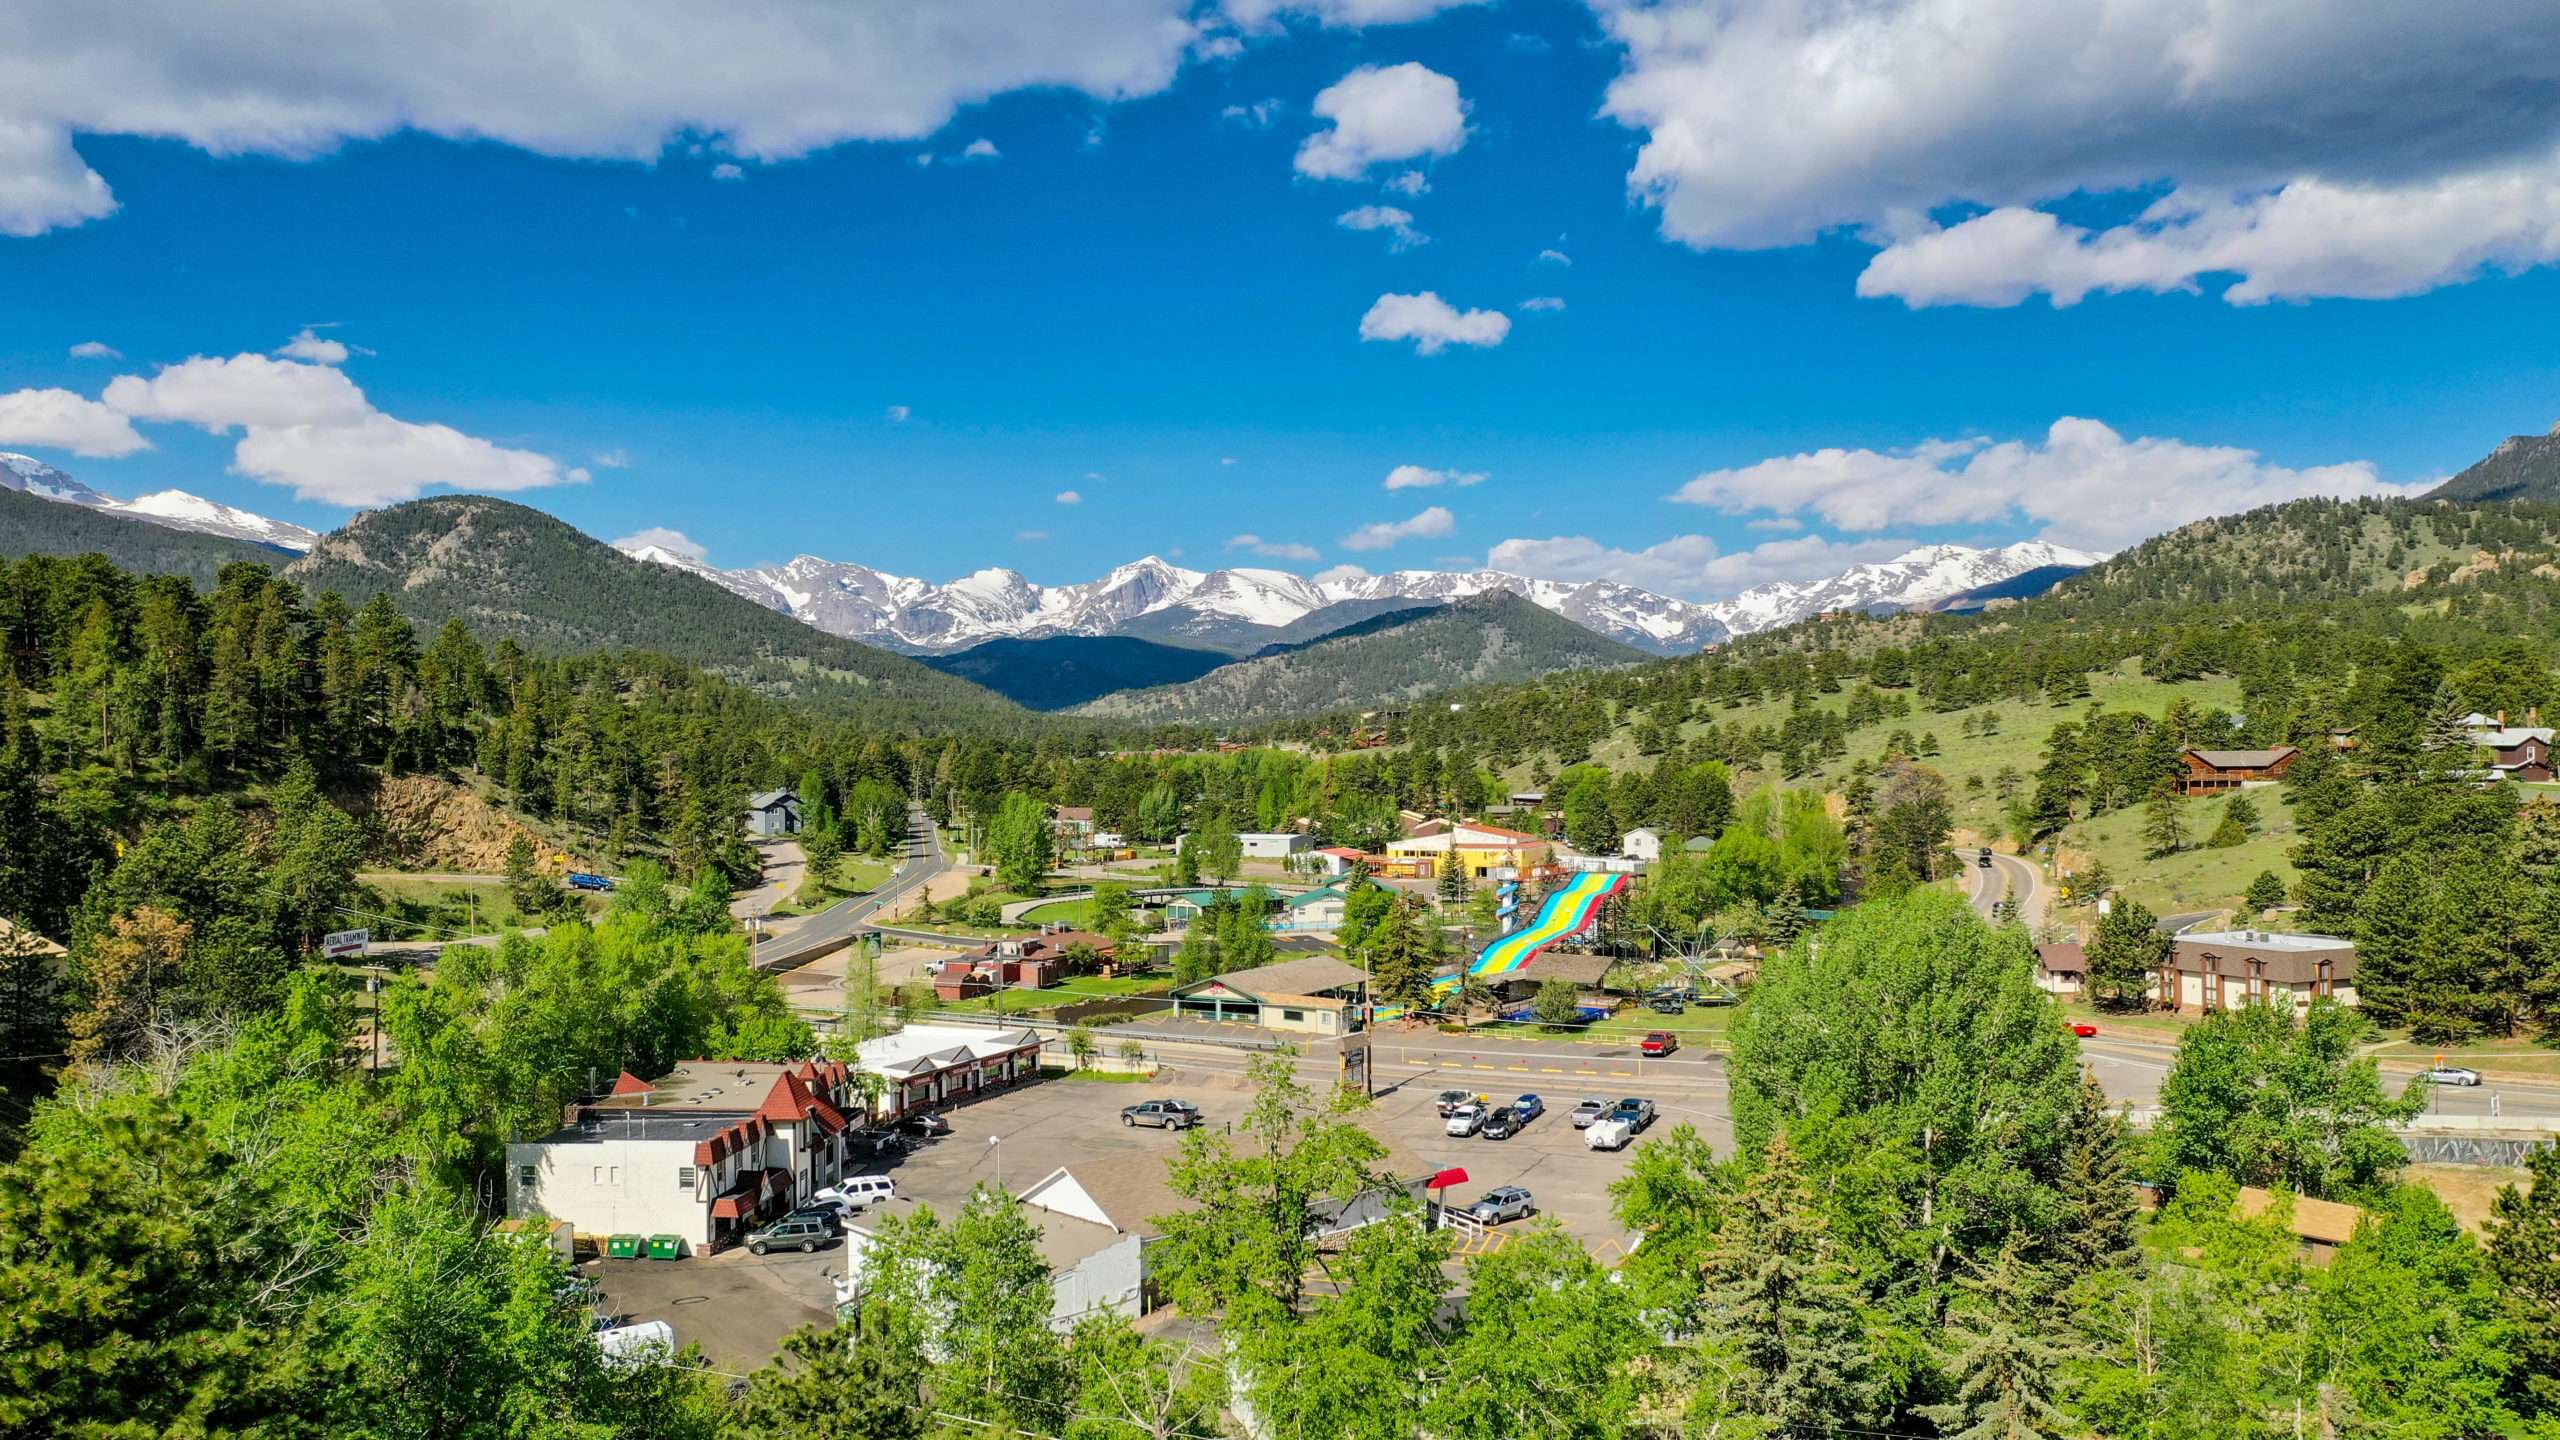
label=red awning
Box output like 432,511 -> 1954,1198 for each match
1427,1167 -> 1468,1190
710,1194 -> 753,1220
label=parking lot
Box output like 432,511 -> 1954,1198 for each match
589,1059 -> 1680,1368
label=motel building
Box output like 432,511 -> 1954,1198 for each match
849,1023 -> 1045,1120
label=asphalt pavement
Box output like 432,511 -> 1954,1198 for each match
753,806 -> 950,971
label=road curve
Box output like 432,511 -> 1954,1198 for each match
753,806 -> 950,971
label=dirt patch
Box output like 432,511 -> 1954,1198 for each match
349,774 -> 578,874
2404,1162 -> 2531,1234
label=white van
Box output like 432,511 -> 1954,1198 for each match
816,1175 -> 897,1210
1584,1118 -> 1632,1152
596,1320 -> 675,1368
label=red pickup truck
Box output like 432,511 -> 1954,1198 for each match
1640,1031 -> 1679,1057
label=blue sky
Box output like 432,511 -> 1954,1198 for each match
4,0 -> 2558,599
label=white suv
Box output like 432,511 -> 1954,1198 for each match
815,1176 -> 898,1210
1444,1104 -> 1486,1137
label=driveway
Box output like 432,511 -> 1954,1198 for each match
729,839 -> 806,920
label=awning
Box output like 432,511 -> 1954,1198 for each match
1427,1167 -> 1468,1190
710,1194 -> 754,1220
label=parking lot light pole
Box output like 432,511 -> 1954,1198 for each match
989,1133 -> 1003,1192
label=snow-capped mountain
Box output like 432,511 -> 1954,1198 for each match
1696,542 -> 2104,635
2,452 -> 318,552
614,536 -> 2099,656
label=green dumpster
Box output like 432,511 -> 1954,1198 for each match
647,1234 -> 683,1261
606,1234 -> 642,1260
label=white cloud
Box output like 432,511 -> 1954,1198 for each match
1670,416 -> 2420,552
1312,562 -> 1372,586
1055,489 -> 1083,505
1382,169 -> 1430,196
0,387 -> 151,457
1341,503 -> 1454,550
99,350 -> 577,505
1219,456 -> 1239,466
961,137 -> 1001,161
592,448 -> 632,469
105,354 -> 372,429
1224,0 -> 1485,26
0,0 -> 1215,236
1015,528 -> 1052,542
1535,248 -> 1571,266
67,340 -> 119,359
1229,533 -> 1322,562
1336,203 -> 1427,250
710,162 -> 745,182
1745,515 -> 1802,532
1294,63 -> 1467,181
1358,291 -> 1509,354
1519,295 -> 1565,312
1595,0 -> 2560,301
277,327 -> 350,364
1382,463 -> 1485,490
612,526 -> 707,561
1221,99 -> 1284,129
885,404 -> 912,423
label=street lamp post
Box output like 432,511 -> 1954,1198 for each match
988,1133 -> 1003,1192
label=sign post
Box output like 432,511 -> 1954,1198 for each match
322,928 -> 370,959
1338,1030 -> 1374,1099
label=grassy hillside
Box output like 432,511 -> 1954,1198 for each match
1073,590 -> 1649,725
284,496 -> 1032,730
0,487 -> 288,585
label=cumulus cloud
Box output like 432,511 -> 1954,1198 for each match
885,404 -> 912,423
612,526 -> 707,561
710,162 -> 746,182
1382,169 -> 1430,196
1336,203 -> 1427,250
0,387 -> 151,457
1225,0 -> 1485,26
1535,248 -> 1571,266
1229,533 -> 1322,562
1341,503 -> 1454,550
67,340 -> 119,359
1358,291 -> 1509,354
97,350 -> 578,505
961,137 -> 1001,161
1382,463 -> 1485,490
1055,489 -> 1083,505
277,327 -> 350,364
1221,98 -> 1284,129
1670,416 -> 2420,552
0,0 -> 1213,236
1294,63 -> 1467,181
1595,0 -> 2560,301
1519,296 -> 1565,312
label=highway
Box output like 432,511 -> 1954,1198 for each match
1965,848 -> 2050,929
752,805 -> 951,971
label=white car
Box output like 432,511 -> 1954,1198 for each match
815,1176 -> 898,1210
1584,1117 -> 1632,1151
2418,1065 -> 2484,1088
1445,1104 -> 1486,1137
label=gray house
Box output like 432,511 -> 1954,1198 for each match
744,788 -> 801,837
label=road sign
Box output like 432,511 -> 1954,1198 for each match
322,928 -> 370,958
1339,1031 -> 1374,1098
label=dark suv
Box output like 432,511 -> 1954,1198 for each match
745,1214 -> 836,1256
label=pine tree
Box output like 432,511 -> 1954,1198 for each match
2085,893 -> 2166,1010
2139,778 -> 2186,858
1698,1137 -> 1882,1436
2486,1141 -> 2560,1419
2049,1074 -> 2140,1272
2244,869 -> 2289,914
1915,1243 -> 2079,1440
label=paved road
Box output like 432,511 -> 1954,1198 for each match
1965,850 -> 2050,929
752,806 -> 949,971
729,838 -> 806,920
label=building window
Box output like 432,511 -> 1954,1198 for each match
1282,1009 -> 1304,1023
517,1165 -> 537,1189
592,1166 -> 604,1185
677,1166 -> 698,1189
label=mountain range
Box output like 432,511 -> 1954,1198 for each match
1,452 -> 320,552
618,537 -> 2101,657
2425,421 -> 2560,504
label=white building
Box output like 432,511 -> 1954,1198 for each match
1620,828 -> 1663,863
504,1059 -> 861,1255
1240,831 -> 1311,859
849,1023 -> 1043,1121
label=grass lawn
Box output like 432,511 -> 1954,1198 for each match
2364,1033 -> 2560,1082
939,973 -> 1174,1016
840,857 -> 894,892
1581,1003 -> 1738,1046
1045,1066 -> 1152,1084
1017,898 -> 1097,927
362,873 -> 559,937
2057,788 -> 2298,918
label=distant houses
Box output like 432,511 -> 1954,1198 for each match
2463,711 -> 2557,781
2174,746 -> 2298,796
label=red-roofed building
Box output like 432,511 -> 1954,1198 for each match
503,1056 -> 871,1255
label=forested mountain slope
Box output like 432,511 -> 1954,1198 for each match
0,486 -> 285,585
2427,423 -> 2560,504
284,497 -> 1032,730
1073,590 -> 1649,725
920,632 -> 1234,709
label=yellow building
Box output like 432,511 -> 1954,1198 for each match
1383,822 -> 1551,880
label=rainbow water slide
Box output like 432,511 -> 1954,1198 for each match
1427,868 -> 1627,999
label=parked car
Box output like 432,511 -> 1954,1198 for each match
898,1112 -> 950,1140
1466,1186 -> 1536,1224
2069,1021 -> 2099,1038
1445,1103 -> 1487,1137
596,1320 -> 675,1368
1569,1097 -> 1612,1129
1585,1117 -> 1633,1151
814,1176 -> 898,1211
1122,1099 -> 1202,1129
745,1214 -> 837,1256
1640,1031 -> 1679,1057
783,1204 -> 845,1233
1646,995 -> 1687,1015
2418,1065 -> 2484,1087
1435,1088 -> 1478,1117
1479,1107 -> 1522,1140
1511,1094 -> 1544,1122
1611,1097 -> 1657,1132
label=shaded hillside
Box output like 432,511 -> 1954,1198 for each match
921,633 -> 1234,709
1072,589 -> 1648,725
1915,563 -> 2090,614
1252,596 -> 1443,650
0,487 -> 287,585
284,497 -> 1029,728
2427,423 -> 2560,503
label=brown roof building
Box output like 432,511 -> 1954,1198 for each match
2157,928 -> 2355,1015
2033,942 -> 2086,996
2176,745 -> 2299,795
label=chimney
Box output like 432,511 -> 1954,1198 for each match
2498,710 -> 2507,727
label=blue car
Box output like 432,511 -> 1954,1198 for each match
1511,1094 -> 1544,1121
